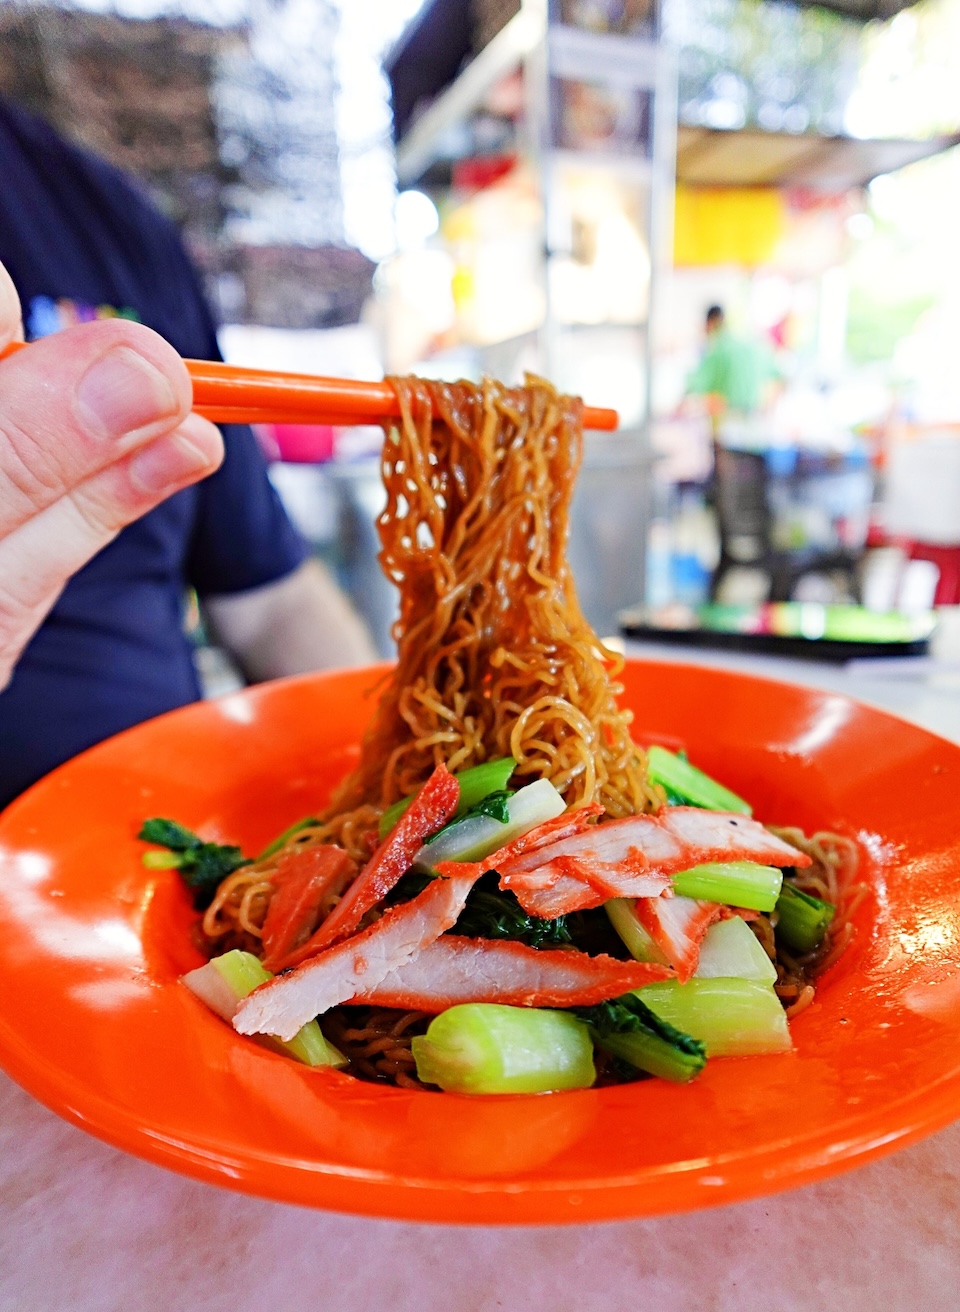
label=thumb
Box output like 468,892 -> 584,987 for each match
0,263 -> 24,348
0,317 -> 196,542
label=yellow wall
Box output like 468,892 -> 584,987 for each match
674,186 -> 787,267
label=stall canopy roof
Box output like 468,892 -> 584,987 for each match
389,1 -> 926,141
677,126 -> 960,191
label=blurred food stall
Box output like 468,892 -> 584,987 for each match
645,0 -> 960,617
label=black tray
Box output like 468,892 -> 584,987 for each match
618,603 -> 936,665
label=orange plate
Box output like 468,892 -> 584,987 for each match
1,659 -> 960,1224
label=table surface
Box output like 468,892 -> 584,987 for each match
4,637 -> 960,1312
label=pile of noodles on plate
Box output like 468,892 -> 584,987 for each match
195,374 -> 863,1089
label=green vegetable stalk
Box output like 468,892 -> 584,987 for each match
378,757 -> 517,838
605,898 -> 669,964
639,978 -> 791,1057
182,949 -> 346,1068
647,745 -> 752,814
775,882 -> 836,954
139,817 -> 249,906
414,778 -> 566,868
671,861 -> 783,912
694,917 -> 777,984
256,816 -> 319,861
412,1003 -> 596,1094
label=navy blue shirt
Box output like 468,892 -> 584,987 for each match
0,100 -> 307,807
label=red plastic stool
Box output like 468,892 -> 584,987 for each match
907,542 -> 960,605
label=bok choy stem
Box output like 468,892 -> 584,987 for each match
378,757 -> 517,838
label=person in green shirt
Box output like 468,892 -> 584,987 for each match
685,305 -> 780,441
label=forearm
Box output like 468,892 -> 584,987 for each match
202,558 -> 378,681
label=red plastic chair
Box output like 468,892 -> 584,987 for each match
906,542 -> 960,605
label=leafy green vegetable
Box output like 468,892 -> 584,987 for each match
139,817 -> 202,852
181,843 -> 250,892
386,871 -> 572,949
384,870 -> 436,906
454,879 -> 573,948
460,789 -> 514,825
423,789 -> 514,844
574,993 -> 706,1083
138,817 -> 250,907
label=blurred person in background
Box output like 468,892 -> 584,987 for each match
0,96 -> 376,810
683,304 -> 782,443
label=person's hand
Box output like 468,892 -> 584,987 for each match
0,261 -> 224,690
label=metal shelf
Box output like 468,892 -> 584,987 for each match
389,0 -> 677,447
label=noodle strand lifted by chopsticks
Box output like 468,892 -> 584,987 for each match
322,374 -> 659,832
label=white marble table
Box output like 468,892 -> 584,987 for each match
4,640 -> 960,1312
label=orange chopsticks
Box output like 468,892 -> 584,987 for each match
0,341 -> 619,431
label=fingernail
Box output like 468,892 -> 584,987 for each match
75,346 -> 179,439
128,426 -> 218,494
